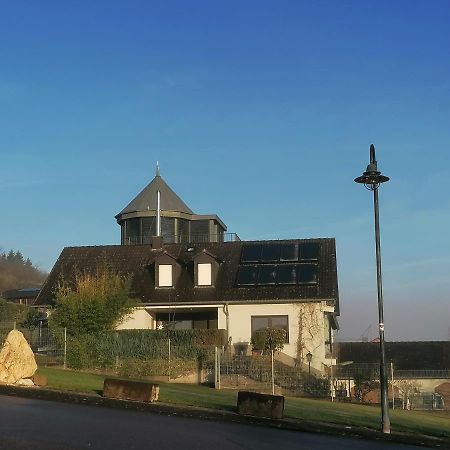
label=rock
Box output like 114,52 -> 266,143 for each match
0,330 -> 38,384
15,378 -> 35,386
32,374 -> 48,386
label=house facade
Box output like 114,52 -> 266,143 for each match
37,169 -> 340,373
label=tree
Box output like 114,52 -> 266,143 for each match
394,379 -> 422,409
251,327 -> 286,354
49,269 -> 139,336
0,249 -> 47,293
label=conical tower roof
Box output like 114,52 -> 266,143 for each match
117,168 -> 194,217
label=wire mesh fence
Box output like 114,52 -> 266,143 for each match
0,321 -> 66,366
212,349 -> 331,397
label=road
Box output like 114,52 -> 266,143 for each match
0,395 -> 431,450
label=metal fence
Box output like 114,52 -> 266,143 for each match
211,349 -> 330,397
0,322 -> 66,367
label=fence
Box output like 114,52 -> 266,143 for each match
212,349 -> 330,397
0,322 -> 66,367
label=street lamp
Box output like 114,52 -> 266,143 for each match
306,352 -> 312,375
354,144 -> 391,434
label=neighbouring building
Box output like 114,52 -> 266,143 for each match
2,288 -> 40,305
37,168 -> 340,373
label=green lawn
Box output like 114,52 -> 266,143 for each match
37,367 -> 450,438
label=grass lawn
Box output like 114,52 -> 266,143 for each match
37,367 -> 450,438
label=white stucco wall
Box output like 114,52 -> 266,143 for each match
219,301 -> 334,371
116,307 -> 154,330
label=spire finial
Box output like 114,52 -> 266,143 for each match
370,144 -> 376,165
156,161 -> 160,177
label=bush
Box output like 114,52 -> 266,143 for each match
49,269 -> 138,336
66,329 -> 225,377
251,328 -> 286,354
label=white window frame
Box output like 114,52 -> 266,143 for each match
158,264 -> 173,287
197,263 -> 212,286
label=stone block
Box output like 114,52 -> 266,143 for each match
237,391 -> 284,419
103,378 -> 159,403
32,374 -> 48,386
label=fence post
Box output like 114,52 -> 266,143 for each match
168,338 -> 171,382
271,349 -> 275,395
115,332 -> 119,374
63,328 -> 67,369
391,361 -> 395,410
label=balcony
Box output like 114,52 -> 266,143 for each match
123,233 -> 241,245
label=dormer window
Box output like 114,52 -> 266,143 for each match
197,263 -> 212,286
158,264 -> 173,287
193,250 -> 222,287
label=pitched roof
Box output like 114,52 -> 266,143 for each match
116,173 -> 193,218
2,288 -> 40,300
337,341 -> 450,370
36,238 -> 339,310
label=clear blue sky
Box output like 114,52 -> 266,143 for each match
1,1 -> 449,340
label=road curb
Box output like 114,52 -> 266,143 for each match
0,384 -> 448,449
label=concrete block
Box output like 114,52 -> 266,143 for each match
103,378 -> 159,403
237,391 -> 284,419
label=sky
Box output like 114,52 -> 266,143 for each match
1,0 -> 449,341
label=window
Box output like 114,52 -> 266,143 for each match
198,263 -> 212,286
158,264 -> 173,287
251,315 -> 289,342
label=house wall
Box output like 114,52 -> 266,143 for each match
116,307 -> 154,330
219,301 -> 334,371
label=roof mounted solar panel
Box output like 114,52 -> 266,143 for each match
298,264 -> 318,284
240,244 -> 263,263
276,264 -> 297,285
280,244 -> 298,262
236,265 -> 258,285
299,242 -> 320,261
257,265 -> 277,285
260,244 -> 281,262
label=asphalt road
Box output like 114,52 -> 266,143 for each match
0,395 -> 432,450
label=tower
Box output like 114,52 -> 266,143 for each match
115,166 -> 227,244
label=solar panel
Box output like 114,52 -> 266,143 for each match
280,244 -> 298,261
299,243 -> 320,261
236,265 -> 258,285
276,264 -> 297,284
257,265 -> 277,285
297,264 -> 318,284
260,244 -> 281,262
240,244 -> 263,263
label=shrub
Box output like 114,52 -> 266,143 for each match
49,269 -> 138,336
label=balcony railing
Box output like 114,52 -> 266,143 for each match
123,233 -> 241,245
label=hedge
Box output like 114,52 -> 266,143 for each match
67,329 -> 227,377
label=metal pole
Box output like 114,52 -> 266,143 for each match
373,187 -> 391,434
271,349 -> 275,395
63,327 -> 67,369
168,338 -> 171,382
391,361 -> 395,410
156,191 -> 161,237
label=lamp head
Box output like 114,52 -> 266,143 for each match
354,144 -> 389,190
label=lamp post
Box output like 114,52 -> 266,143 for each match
306,352 -> 312,375
354,144 -> 391,434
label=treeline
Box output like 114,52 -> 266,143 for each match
0,250 -> 47,294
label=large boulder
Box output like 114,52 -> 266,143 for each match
0,330 -> 37,384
